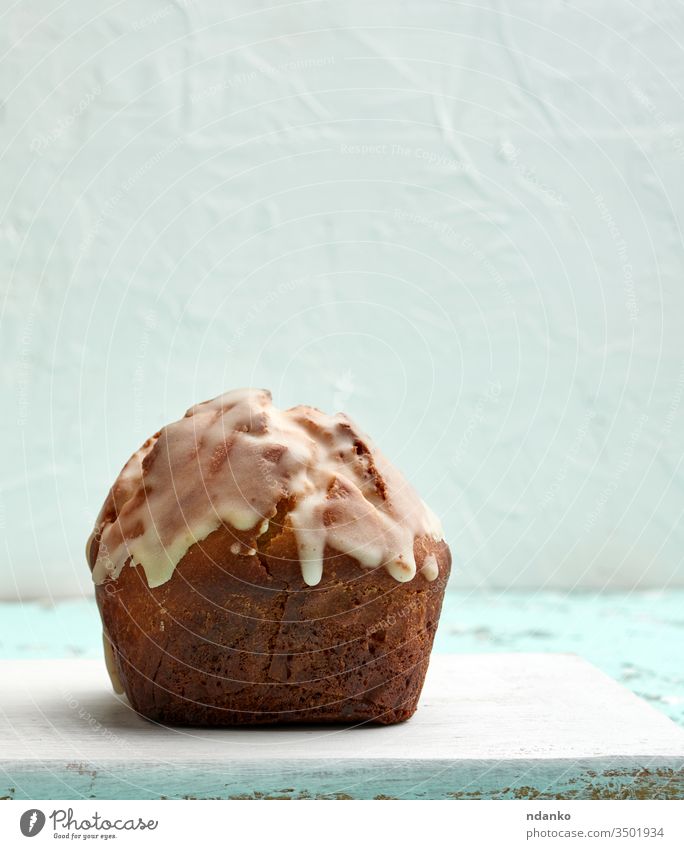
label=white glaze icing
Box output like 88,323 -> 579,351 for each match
102,632 -> 124,694
91,388 -> 443,588
421,553 -> 440,581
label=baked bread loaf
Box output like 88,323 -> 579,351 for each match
87,389 -> 451,725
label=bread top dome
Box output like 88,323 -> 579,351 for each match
88,388 -> 445,589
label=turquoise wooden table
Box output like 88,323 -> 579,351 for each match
1,591 -> 682,800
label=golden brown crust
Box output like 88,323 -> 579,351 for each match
96,518 -> 451,726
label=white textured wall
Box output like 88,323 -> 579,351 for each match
2,1 -> 684,598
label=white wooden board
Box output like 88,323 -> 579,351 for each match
1,654 -> 682,799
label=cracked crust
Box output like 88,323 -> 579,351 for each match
95,511 -> 451,726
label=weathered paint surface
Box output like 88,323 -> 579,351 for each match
2,762 -> 683,801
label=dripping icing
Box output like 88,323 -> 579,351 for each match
90,388 -> 444,588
